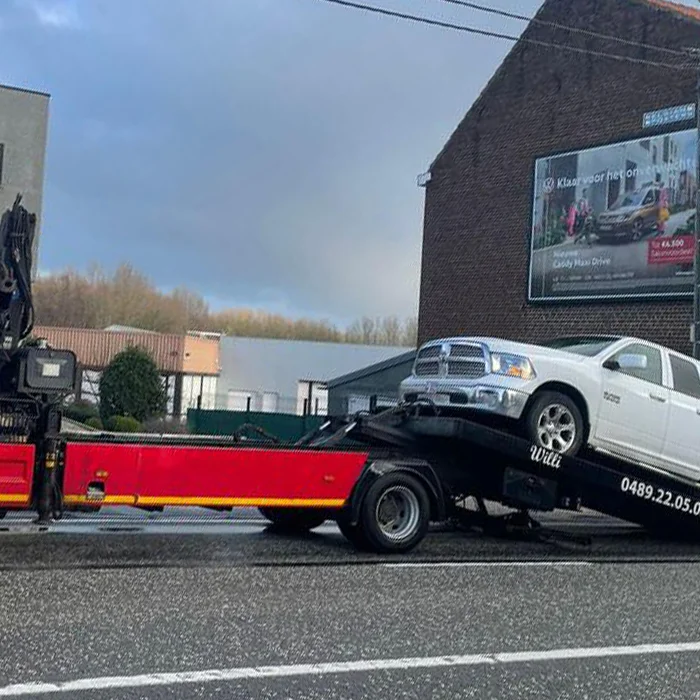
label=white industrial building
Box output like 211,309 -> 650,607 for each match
216,336 -> 409,416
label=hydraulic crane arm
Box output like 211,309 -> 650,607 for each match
0,193 -> 36,358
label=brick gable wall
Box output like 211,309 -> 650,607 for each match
418,0 -> 700,353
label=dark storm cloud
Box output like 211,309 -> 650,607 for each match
0,0 -> 549,321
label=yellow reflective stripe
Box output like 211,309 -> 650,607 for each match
62,495 -> 345,508
136,496 -> 344,508
63,495 -> 134,506
0,494 -> 30,503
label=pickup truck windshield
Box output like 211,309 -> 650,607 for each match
541,336 -> 619,356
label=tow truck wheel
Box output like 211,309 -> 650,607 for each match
258,506 -> 328,533
359,472 -> 430,554
525,391 -> 584,457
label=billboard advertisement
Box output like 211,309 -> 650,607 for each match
529,129 -> 698,302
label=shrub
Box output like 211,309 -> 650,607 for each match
141,417 -> 189,434
99,346 -> 167,424
105,415 -> 142,433
63,399 -> 100,424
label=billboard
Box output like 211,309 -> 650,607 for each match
528,129 -> 698,302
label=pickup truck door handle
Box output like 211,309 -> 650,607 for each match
649,393 -> 667,403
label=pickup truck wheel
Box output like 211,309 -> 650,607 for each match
258,507 -> 328,533
526,391 -> 584,457
359,472 -> 430,554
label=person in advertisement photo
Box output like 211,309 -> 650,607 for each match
529,129 -> 697,302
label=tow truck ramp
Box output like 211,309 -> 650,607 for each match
2,404 -> 700,553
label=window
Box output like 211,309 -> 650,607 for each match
642,190 -> 654,205
608,343 -> 662,385
669,355 -> 700,399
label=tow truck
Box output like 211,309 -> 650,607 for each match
2,194 -> 700,553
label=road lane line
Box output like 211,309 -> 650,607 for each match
383,561 -> 592,568
2,641 -> 700,695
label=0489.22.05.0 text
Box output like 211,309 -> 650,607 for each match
620,477 -> 700,516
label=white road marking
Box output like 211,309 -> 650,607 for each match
2,641 -> 700,695
383,561 -> 592,568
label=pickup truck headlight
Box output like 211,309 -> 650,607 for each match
490,352 -> 536,380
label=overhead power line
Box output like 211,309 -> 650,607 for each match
434,0 -> 688,58
314,0 -> 693,71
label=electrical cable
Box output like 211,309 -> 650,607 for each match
314,0 -> 694,71
432,0 -> 689,58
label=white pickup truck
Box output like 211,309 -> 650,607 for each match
399,335 -> 700,483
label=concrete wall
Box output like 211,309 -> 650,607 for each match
0,85 -> 49,273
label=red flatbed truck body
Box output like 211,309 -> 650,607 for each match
0,443 -> 35,510
0,440 -> 371,513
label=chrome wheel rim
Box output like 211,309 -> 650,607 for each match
375,486 -> 420,542
536,403 -> 576,453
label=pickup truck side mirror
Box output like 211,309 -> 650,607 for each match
604,353 -> 648,371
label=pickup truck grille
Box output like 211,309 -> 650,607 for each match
447,360 -> 486,378
414,342 -> 488,379
415,361 -> 440,377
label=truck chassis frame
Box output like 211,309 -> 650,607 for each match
2,403 -> 700,553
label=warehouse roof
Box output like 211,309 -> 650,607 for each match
35,326 -> 184,372
34,326 -> 220,375
327,350 -> 416,389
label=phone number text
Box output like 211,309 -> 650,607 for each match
620,477 -> 700,516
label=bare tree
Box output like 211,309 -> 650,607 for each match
34,264 -> 418,346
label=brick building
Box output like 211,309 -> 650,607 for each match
418,0 -> 700,353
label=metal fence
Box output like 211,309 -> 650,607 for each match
186,408 -> 325,442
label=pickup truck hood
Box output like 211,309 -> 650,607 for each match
425,336 -> 588,365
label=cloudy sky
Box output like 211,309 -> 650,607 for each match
0,0 -> 695,326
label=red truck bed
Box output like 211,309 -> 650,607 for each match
61,441 -> 370,510
0,444 -> 35,509
0,440 -> 370,512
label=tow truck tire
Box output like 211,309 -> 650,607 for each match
525,391 -> 585,457
359,472 -> 430,554
336,511 -> 370,550
258,506 -> 328,533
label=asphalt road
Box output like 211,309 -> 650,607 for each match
2,509 -> 700,699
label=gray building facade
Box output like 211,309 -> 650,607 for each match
0,84 -> 50,274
